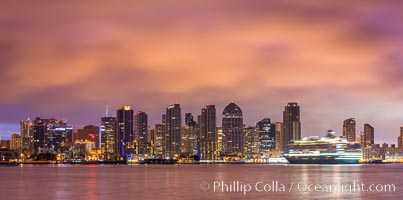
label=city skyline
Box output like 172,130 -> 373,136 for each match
1,0 -> 403,145
1,101 -> 402,146
1,2 -> 403,200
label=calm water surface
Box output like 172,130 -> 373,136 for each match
1,164 -> 402,200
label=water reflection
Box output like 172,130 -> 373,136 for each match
1,164 -> 402,200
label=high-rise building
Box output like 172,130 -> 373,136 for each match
222,102 -> 244,156
32,117 -> 69,154
398,127 -> 403,149
147,127 -> 155,155
358,131 -> 365,149
185,113 -> 197,128
217,127 -> 223,154
154,124 -> 165,156
20,119 -> 32,138
134,111 -> 148,155
181,113 -> 198,156
20,119 -> 34,156
243,126 -> 260,158
364,123 -> 374,148
199,105 -> 217,160
46,118 -> 70,153
283,102 -> 301,146
275,122 -> 284,152
181,125 -> 198,156
116,106 -> 134,158
343,118 -> 356,142
165,104 -> 182,157
32,117 -> 46,154
256,118 -> 276,155
10,134 -> 22,151
101,116 -> 117,160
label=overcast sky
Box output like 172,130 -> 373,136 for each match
0,0 -> 402,144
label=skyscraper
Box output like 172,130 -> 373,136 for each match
283,102 -> 301,146
20,119 -> 34,157
199,105 -> 217,160
134,111 -> 148,155
182,113 -> 198,156
243,126 -> 260,158
147,127 -> 155,155
116,105 -> 134,158
256,118 -> 276,155
32,117 -> 47,154
364,123 -> 374,147
358,131 -> 365,149
181,125 -> 198,156
32,117 -> 69,154
20,119 -> 32,139
275,122 -> 284,152
165,104 -> 182,157
154,124 -> 165,156
217,127 -> 223,154
222,102 -> 243,156
101,116 -> 117,160
343,118 -> 356,142
45,118 -> 69,154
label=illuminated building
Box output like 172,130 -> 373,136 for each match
364,123 -> 374,148
72,140 -> 96,160
357,131 -> 365,149
0,148 -> 18,161
398,127 -> 403,149
116,105 -> 134,158
32,117 -> 46,154
217,127 -> 223,155
343,118 -> 356,142
73,125 -> 100,149
243,126 -> 259,158
256,118 -> 276,155
363,143 -> 403,160
46,118 -> 70,153
222,102 -> 244,156
283,102 -> 301,146
101,116 -> 117,160
275,122 -> 284,152
181,125 -> 197,156
20,119 -> 34,156
32,118 -> 71,154
0,140 -> 10,149
165,104 -> 182,157
154,124 -> 165,156
20,119 -> 32,138
147,127 -> 154,155
199,105 -> 218,160
134,111 -> 148,155
85,125 -> 100,148
181,113 -> 198,157
10,134 -> 21,151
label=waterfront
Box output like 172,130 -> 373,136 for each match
1,164 -> 402,200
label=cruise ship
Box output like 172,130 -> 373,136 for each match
283,133 -> 362,164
